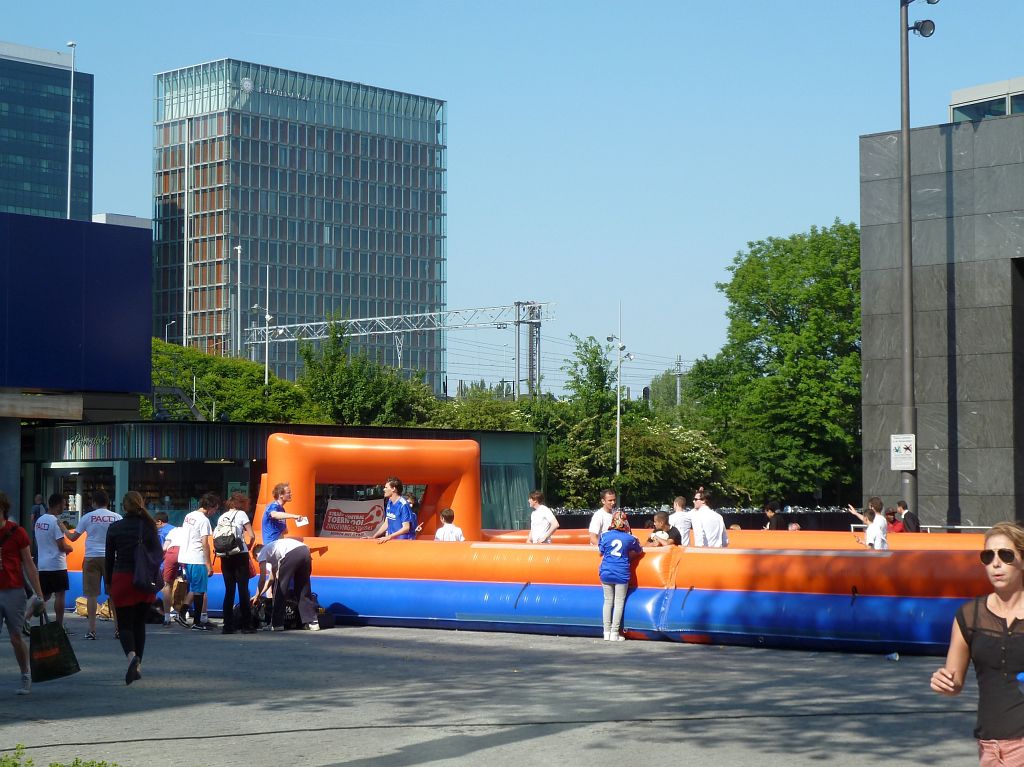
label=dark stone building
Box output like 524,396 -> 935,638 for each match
860,113 -> 1024,527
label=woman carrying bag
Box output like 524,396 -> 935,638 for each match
105,492 -> 162,686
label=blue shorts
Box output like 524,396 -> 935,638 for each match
184,563 -> 209,594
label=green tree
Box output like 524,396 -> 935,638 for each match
429,388 -> 535,431
144,339 -> 324,422
616,416 -> 730,506
688,220 -> 861,503
541,335 -> 618,506
297,322 -> 438,426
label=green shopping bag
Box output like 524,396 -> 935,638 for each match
29,612 -> 80,683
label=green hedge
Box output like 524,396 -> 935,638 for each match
1,746 -> 122,767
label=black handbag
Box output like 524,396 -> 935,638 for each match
29,612 -> 81,683
133,525 -> 165,593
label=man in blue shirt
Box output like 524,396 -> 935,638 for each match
262,483 -> 302,545
372,478 -> 414,544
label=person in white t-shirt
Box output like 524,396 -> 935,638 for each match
848,497 -> 888,550
434,508 -> 465,542
217,493 -> 256,634
690,488 -> 728,548
161,524 -> 188,626
31,494 -> 73,629
588,489 -> 617,545
667,496 -> 693,546
65,489 -> 122,639
253,538 -> 320,631
527,490 -> 559,544
176,493 -> 219,631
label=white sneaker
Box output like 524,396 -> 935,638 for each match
602,631 -> 611,641
16,673 -> 31,695
305,622 -> 321,631
613,634 -> 626,642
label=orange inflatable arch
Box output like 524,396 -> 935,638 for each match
255,433 -> 483,541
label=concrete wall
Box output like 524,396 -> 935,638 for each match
860,114 -> 1024,527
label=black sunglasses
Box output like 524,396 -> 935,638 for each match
980,548 -> 1018,566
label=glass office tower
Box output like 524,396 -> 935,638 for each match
153,59 -> 447,389
0,41 -> 93,220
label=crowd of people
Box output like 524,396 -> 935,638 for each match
7,479 -> 1024,764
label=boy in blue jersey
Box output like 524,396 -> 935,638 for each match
598,510 -> 642,641
372,478 -> 414,544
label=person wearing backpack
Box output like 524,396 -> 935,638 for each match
216,493 -> 255,635
104,492 -> 162,685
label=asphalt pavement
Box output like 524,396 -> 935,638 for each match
2,613 -> 978,767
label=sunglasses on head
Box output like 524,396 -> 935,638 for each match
980,548 -> 1018,566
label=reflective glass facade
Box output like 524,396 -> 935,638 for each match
0,43 -> 93,219
153,59 -> 447,389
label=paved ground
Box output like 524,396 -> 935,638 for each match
2,614 -> 978,767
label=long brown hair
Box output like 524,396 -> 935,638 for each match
122,491 -> 157,532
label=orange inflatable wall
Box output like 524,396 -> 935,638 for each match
255,433 -> 483,541
482,528 -> 986,551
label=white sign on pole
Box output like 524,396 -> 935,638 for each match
890,433 -> 916,471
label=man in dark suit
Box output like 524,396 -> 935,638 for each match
897,500 -> 921,533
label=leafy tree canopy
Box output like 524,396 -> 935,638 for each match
297,322 -> 438,426
688,220 -> 861,503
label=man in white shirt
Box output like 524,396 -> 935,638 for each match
849,497 -> 888,550
32,494 -> 73,629
690,488 -> 728,548
588,489 -> 617,545
667,496 -> 692,546
253,538 -> 320,631
176,493 -> 219,631
65,489 -> 122,639
527,491 -> 559,544
161,524 -> 188,626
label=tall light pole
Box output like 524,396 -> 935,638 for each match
899,0 -> 938,517
65,41 -> 76,220
234,245 -> 243,357
164,319 -> 176,343
607,312 -> 634,477
252,264 -> 272,385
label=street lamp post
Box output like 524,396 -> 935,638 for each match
164,319 -> 176,343
65,41 -> 76,220
607,326 -> 635,477
899,0 -> 939,517
234,245 -> 242,357
252,264 -> 272,385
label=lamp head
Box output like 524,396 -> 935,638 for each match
911,19 -> 935,37
606,335 -> 616,343
625,352 -> 635,362
926,0 -> 940,5
251,304 -> 260,311
66,41 -> 76,48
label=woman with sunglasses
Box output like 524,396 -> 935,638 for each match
931,522 -> 1024,765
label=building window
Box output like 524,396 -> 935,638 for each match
952,97 -> 1007,123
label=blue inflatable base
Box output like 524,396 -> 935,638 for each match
65,572 -> 960,655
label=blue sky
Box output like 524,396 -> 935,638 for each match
6,1 -> 1023,394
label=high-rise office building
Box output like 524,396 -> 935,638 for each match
0,40 -> 93,220
153,59 -> 447,388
